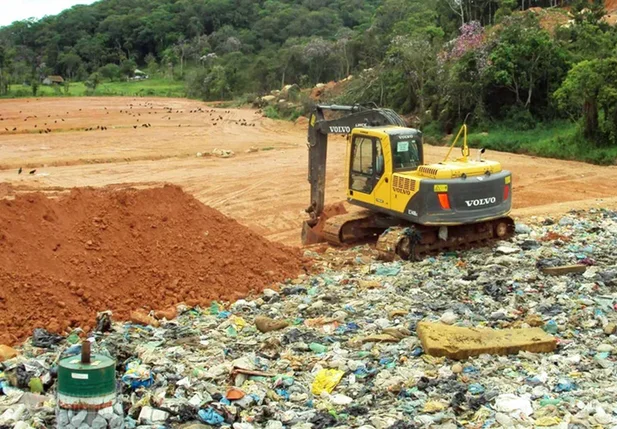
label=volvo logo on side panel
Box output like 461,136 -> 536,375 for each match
465,197 -> 497,207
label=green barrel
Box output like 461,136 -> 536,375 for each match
58,354 -> 116,398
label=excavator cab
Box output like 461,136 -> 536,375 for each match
345,127 -> 423,212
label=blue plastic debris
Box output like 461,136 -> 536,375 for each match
198,407 -> 225,425
468,383 -> 485,395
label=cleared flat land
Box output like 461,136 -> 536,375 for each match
1,97 -> 617,245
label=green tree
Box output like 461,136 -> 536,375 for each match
555,58 -> 617,145
57,52 -> 82,81
120,58 -> 137,80
485,15 -> 568,114
0,45 -> 7,95
387,36 -> 439,122
99,63 -> 121,81
85,71 -> 101,91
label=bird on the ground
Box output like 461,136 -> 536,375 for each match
18,168 -> 22,174
29,169 -> 36,175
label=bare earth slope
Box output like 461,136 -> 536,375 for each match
1,97 -> 617,246
0,185 -> 305,344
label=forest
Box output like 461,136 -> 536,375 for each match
1,0 -> 617,162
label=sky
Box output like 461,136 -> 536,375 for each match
0,0 -> 98,27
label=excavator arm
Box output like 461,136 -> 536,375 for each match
302,104 -> 407,244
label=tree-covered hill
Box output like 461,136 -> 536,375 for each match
1,0 -> 617,157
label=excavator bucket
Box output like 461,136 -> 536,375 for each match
301,202 -> 347,245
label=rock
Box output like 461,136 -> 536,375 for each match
262,288 -> 279,298
154,307 -> 177,320
417,321 -> 557,360
604,323 -> 617,335
525,314 -> 545,327
515,223 -> 532,234
71,410 -> 88,427
57,409 -> 70,427
130,310 -> 160,327
211,148 -> 235,158
451,363 -> 463,374
254,316 -> 289,333
109,415 -> 124,429
99,407 -> 115,421
596,344 -> 613,353
91,415 -> 108,429
0,345 -> 18,362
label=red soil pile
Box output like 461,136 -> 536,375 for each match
0,185 -> 307,345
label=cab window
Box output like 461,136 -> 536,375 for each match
350,136 -> 383,194
392,138 -> 420,170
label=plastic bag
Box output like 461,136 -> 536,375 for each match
311,369 -> 344,395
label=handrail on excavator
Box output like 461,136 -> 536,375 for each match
442,123 -> 470,163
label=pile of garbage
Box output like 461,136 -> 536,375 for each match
2,209 -> 617,428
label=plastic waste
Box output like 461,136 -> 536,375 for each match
311,369 -> 344,395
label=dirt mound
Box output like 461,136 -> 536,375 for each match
0,185 -> 307,345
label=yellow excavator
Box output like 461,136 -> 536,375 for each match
301,104 -> 514,260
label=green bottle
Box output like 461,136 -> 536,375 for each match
310,343 -> 328,353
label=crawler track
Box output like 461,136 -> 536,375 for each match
322,211 -> 515,260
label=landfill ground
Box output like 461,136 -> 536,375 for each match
2,97 -> 617,245
1,97 -> 617,428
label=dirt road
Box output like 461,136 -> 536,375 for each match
1,97 -> 616,245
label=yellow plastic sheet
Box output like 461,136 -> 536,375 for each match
311,369 -> 344,395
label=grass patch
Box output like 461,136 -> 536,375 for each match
261,146 -> 275,151
262,105 -> 281,120
468,121 -> 617,165
2,78 -> 186,98
262,104 -> 303,122
429,120 -> 617,165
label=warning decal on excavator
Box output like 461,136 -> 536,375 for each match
505,176 -> 511,184
434,184 -> 448,193
310,115 -> 316,126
